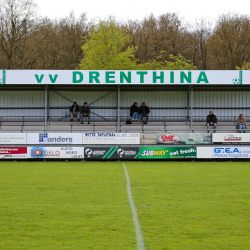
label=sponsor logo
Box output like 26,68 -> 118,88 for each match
158,134 -> 180,144
233,78 -> 240,84
233,70 -> 242,85
84,147 -> 139,159
0,147 -> 27,154
140,147 -> 196,158
213,147 -> 250,158
224,134 -> 242,142
141,150 -> 169,157
30,147 -> 46,158
30,147 -> 82,158
45,150 -> 60,156
0,147 -> 27,158
117,148 -> 125,157
85,148 -> 106,157
157,133 -> 212,145
214,148 -> 240,153
39,133 -> 73,143
117,148 -> 137,158
84,133 -> 117,137
85,148 -> 93,157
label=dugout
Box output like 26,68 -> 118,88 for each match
0,70 -> 250,133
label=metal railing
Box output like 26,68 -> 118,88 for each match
0,115 -> 247,133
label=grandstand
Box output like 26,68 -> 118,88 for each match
0,71 -> 250,135
1,69 -> 250,159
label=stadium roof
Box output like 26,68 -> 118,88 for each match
0,70 -> 249,85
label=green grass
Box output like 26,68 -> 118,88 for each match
1,162 -> 250,249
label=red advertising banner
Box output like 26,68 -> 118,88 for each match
0,147 -> 28,158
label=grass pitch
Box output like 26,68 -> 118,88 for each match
0,161 -> 250,249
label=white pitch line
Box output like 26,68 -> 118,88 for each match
122,163 -> 145,250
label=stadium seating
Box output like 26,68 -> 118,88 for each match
0,114 -> 244,133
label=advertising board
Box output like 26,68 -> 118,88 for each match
27,133 -> 82,144
197,147 -> 213,158
29,147 -> 84,159
0,133 -> 26,144
157,133 -> 212,145
84,147 -> 140,159
83,133 -> 140,144
1,69 -> 249,85
213,133 -> 250,145
213,147 -> 250,158
139,147 -> 196,159
0,147 -> 28,159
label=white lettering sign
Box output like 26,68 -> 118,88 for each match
83,133 -> 140,144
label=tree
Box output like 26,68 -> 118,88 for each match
191,18 -> 212,70
128,13 -> 193,65
136,53 -> 197,70
236,61 -> 250,70
208,13 -> 250,70
0,0 -> 39,69
33,13 -> 91,69
78,19 -> 136,70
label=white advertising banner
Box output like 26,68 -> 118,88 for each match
82,133 -> 140,144
28,147 -> 84,159
0,147 -> 28,159
213,133 -> 250,145
27,133 -> 82,144
197,147 -> 213,158
0,133 -> 26,144
1,69 -> 250,85
213,147 -> 250,158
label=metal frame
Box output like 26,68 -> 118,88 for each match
190,86 -> 193,132
45,84 -> 49,132
117,85 -> 121,132
1,84 -> 250,133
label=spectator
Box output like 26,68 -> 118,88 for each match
70,102 -> 80,122
139,102 -> 150,124
206,111 -> 217,133
237,114 -> 247,133
81,102 -> 90,124
130,102 -> 139,121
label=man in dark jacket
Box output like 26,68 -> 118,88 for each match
206,111 -> 217,133
81,102 -> 90,124
70,102 -> 80,121
138,102 -> 150,124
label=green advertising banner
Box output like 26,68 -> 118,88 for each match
140,147 -> 197,159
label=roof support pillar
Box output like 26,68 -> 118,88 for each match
190,85 -> 193,132
117,85 -> 121,132
45,85 -> 49,132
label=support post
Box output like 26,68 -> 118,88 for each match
117,85 -> 121,131
187,86 -> 190,124
45,85 -> 48,132
47,85 -> 49,124
190,85 -> 193,132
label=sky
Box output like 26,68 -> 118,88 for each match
36,0 -> 250,24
